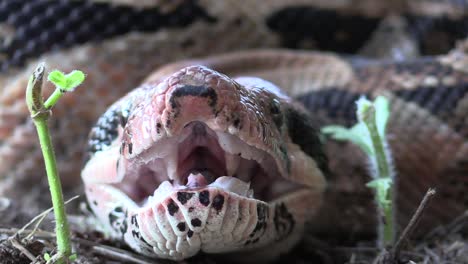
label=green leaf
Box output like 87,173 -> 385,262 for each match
374,96 -> 390,137
47,70 -> 67,89
349,123 -> 373,153
47,70 -> 85,91
366,178 -> 392,206
356,96 -> 372,123
69,253 -> 78,261
44,253 -> 51,261
321,124 -> 373,155
64,70 -> 85,91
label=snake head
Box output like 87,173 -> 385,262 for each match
81,65 -> 326,260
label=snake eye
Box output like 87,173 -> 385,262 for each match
119,105 -> 131,127
270,98 -> 283,127
270,98 -> 281,114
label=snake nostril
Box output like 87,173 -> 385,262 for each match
192,121 -> 206,136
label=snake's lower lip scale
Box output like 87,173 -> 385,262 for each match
144,176 -> 254,208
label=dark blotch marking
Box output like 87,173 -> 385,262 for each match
131,215 -> 139,228
92,200 -> 98,206
405,15 -> 468,55
108,206 -> 127,235
0,0 -> 216,71
393,79 -> 468,130
88,107 -> 122,154
170,85 -> 218,110
189,207 -> 195,213
84,201 -> 96,216
199,190 -> 210,206
167,199 -> 179,216
177,222 -> 186,232
191,218 -> 202,227
156,122 -> 162,133
285,106 -> 329,176
132,230 -> 152,249
295,88 -> 362,125
253,204 -> 268,233
274,203 -> 295,240
127,143 -> 133,155
267,7 -> 379,52
177,192 -> 194,205
248,203 -> 269,241
212,194 -> 224,212
187,230 -> 194,238
87,101 -> 131,157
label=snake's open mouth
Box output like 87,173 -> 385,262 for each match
114,121 -> 302,206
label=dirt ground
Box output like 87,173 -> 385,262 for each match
0,180 -> 466,264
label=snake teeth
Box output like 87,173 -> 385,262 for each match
165,149 -> 178,181
106,119 -> 303,206
225,152 -> 241,176
208,176 -> 253,197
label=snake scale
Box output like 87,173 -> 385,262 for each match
0,0 -> 467,261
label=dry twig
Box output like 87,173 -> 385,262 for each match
373,188 -> 436,264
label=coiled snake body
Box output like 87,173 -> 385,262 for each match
0,0 -> 467,261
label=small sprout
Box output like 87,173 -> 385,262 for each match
322,95 -> 395,247
25,63 -> 86,263
44,69 -> 85,110
48,70 -> 86,92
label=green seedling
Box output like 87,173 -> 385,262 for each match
26,63 -> 85,263
322,96 -> 395,247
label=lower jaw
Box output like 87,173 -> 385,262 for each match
119,185 -> 318,260
141,175 -> 254,208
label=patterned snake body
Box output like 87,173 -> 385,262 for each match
0,0 -> 467,261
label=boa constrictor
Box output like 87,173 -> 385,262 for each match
0,0 -> 467,261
